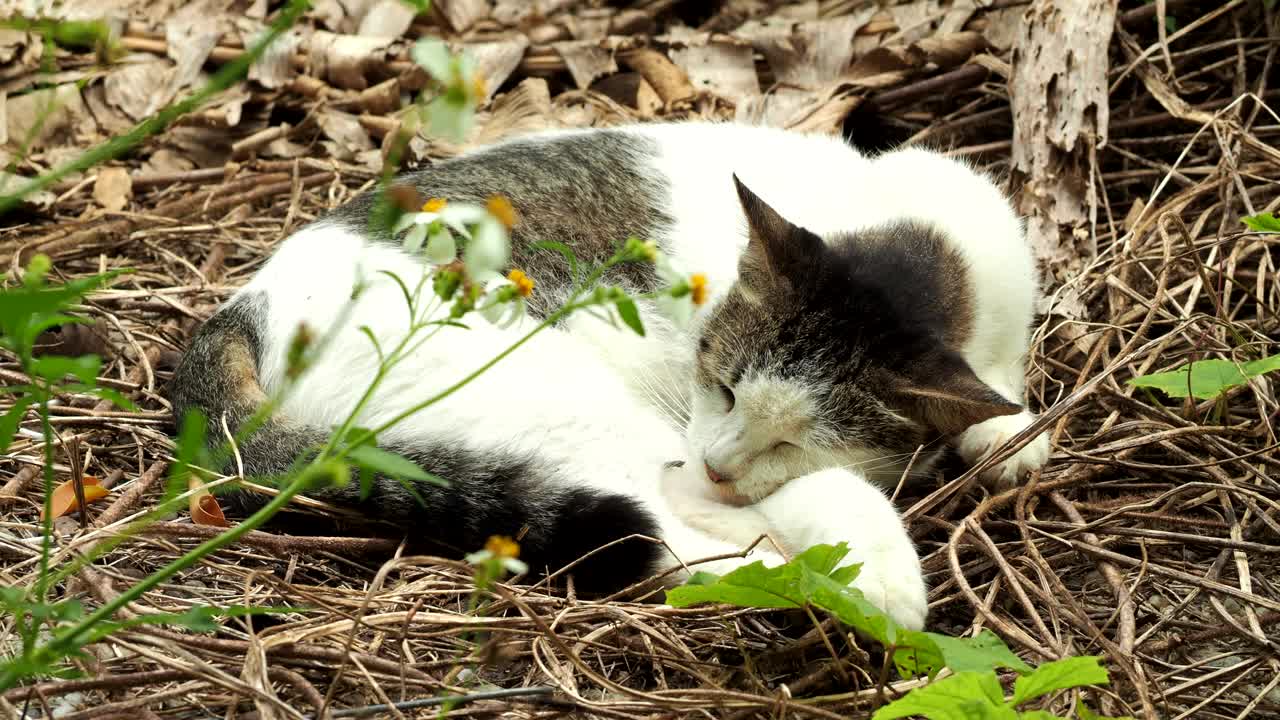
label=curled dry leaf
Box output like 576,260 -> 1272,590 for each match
42,476 -> 111,521
190,477 -> 229,527
621,49 -> 695,105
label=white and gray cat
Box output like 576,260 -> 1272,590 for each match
169,121 -> 1050,630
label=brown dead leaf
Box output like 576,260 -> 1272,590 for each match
318,109 -> 375,159
359,0 -> 417,37
0,171 -> 55,210
308,31 -> 393,90
239,20 -> 304,90
591,73 -> 661,117
668,41 -> 758,104
466,37 -> 531,105
142,147 -> 197,175
158,1 -> 224,111
1010,0 -> 1118,274
553,41 -> 617,90
104,59 -> 174,121
434,0 -> 490,32
0,28 -> 42,69
34,318 -> 114,360
492,0 -> 575,26
94,167 -> 133,212
5,84 -> 87,150
43,476 -> 111,521
83,83 -> 137,136
741,14 -> 866,89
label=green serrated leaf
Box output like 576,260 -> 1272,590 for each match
928,630 -> 1033,675
1127,354 -> 1280,399
615,297 -> 645,336
666,543 -> 1028,681
347,445 -> 448,487
1011,656 -> 1109,706
1242,212 -> 1280,233
874,671 -> 1016,720
28,354 -> 100,384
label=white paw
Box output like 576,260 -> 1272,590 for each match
957,411 -> 1050,490
846,544 -> 929,631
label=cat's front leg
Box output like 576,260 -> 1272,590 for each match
956,410 -> 1051,490
754,468 -> 928,630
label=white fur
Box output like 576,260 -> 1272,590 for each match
236,122 -> 1050,630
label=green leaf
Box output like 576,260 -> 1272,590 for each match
531,240 -> 580,283
167,410 -> 209,502
615,297 -> 645,336
1016,711 -> 1066,720
28,354 -> 100,384
666,543 -> 1029,680
1242,212 -> 1280,233
929,630 -> 1033,674
1011,656 -> 1109,706
873,671 -> 1015,720
347,445 -> 448,487
1127,354 -> 1280,399
0,397 -> 33,453
1075,700 -> 1135,720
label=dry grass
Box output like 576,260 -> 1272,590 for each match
2,1 -> 1279,718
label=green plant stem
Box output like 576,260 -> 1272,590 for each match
0,0 -> 313,217
35,395 -> 54,602
0,462 -> 332,691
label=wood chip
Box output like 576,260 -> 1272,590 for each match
93,167 -> 133,212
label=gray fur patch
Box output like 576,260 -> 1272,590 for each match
330,130 -> 675,317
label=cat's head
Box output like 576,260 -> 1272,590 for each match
685,176 -> 1021,504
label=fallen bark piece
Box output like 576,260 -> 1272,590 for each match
1010,0 -> 1118,279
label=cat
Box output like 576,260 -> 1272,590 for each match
168,121 -> 1050,631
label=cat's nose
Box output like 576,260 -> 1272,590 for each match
704,462 -> 732,484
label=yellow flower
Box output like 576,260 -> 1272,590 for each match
422,197 -> 447,213
471,73 -> 488,101
486,195 -> 518,229
506,269 -> 535,298
690,273 -> 709,306
485,535 -> 520,559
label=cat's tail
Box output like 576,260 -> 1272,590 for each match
167,294 -> 662,592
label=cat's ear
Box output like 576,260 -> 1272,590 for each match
887,351 -> 1021,436
733,174 -> 821,297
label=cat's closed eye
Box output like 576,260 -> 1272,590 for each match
719,384 -> 736,411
